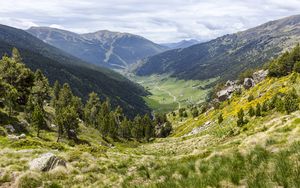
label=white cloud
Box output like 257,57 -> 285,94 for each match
0,0 -> 299,43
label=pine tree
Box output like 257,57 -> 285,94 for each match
284,88 -> 299,114
32,69 -> 50,109
55,107 -> 79,141
143,114 -> 154,141
32,104 -> 45,137
84,92 -> 101,126
56,83 -> 73,111
51,81 -> 61,107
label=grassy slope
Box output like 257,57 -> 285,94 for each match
130,74 -> 217,113
1,73 -> 300,187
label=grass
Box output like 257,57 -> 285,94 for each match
129,74 -> 217,113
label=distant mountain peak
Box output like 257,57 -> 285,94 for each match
161,39 -> 200,49
27,27 -> 167,70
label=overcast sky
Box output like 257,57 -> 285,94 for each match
0,0 -> 300,43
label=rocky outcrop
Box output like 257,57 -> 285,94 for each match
253,70 -> 269,84
184,121 -> 212,137
243,78 -> 255,89
217,81 -> 242,102
29,153 -> 66,172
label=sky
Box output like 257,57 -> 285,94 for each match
0,0 -> 300,43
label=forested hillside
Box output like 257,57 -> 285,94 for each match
0,24 -> 151,117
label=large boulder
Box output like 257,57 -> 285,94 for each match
253,70 -> 268,84
243,78 -> 255,89
29,153 -> 66,172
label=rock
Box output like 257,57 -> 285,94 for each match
253,70 -> 268,84
184,121 -> 212,137
50,124 -> 57,128
5,125 -> 15,133
7,134 -> 19,141
217,84 -> 242,101
29,153 -> 66,172
19,133 -> 26,139
243,78 -> 255,89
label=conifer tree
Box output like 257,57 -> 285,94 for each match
32,104 -> 45,137
51,81 -> 61,107
84,92 -> 101,126
32,69 -> 50,109
284,88 -> 299,114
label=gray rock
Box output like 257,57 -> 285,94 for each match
253,70 -> 268,84
29,153 -> 66,172
243,78 -> 255,89
5,125 -> 15,133
19,133 -> 26,139
184,121 -> 212,137
7,134 -> 19,141
217,83 -> 242,102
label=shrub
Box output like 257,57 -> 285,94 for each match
16,172 -> 42,188
248,106 -> 255,117
248,95 -> 254,102
256,103 -> 261,117
218,114 -> 223,124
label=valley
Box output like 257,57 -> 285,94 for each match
129,74 -> 217,113
0,8 -> 300,188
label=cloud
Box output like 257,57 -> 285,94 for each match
0,0 -> 299,43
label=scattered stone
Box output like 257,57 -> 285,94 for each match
184,121 -> 212,137
50,124 -> 57,128
243,78 -> 255,89
29,153 -> 66,172
5,125 -> 15,133
19,133 -> 26,139
7,133 -> 26,140
253,70 -> 268,84
7,134 -> 19,141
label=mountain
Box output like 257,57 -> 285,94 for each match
161,39 -> 199,49
27,27 -> 168,70
135,15 -> 300,81
0,24 -> 150,117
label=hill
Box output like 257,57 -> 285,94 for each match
27,27 -> 168,70
0,24 -> 150,117
135,14 -> 300,81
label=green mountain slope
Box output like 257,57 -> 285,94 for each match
1,45 -> 300,188
135,14 -> 300,81
27,27 -> 168,70
0,24 -> 150,117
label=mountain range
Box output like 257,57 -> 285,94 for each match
160,39 -> 199,49
135,15 -> 300,81
27,27 -> 168,70
0,24 -> 150,117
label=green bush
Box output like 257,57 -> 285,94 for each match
16,172 -> 42,188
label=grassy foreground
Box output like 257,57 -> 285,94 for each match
1,73 -> 300,187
